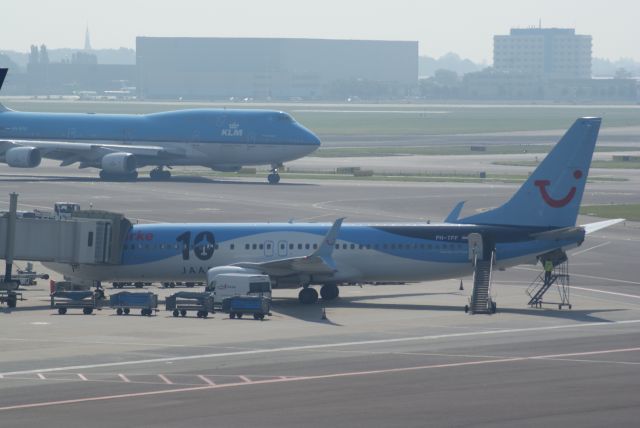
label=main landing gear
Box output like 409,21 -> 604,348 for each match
149,167 -> 171,180
267,166 -> 281,184
298,284 -> 340,304
298,287 -> 318,304
320,284 -> 339,301
99,170 -> 138,181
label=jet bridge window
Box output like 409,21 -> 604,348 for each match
87,232 -> 94,247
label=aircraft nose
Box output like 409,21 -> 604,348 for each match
305,130 -> 321,147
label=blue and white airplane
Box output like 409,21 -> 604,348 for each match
46,117 -> 623,304
0,69 -> 320,183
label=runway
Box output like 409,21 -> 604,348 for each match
0,147 -> 639,426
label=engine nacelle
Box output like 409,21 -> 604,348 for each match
101,152 -> 136,174
5,146 -> 41,168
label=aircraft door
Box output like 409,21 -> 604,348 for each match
467,233 -> 483,262
278,240 -> 288,257
264,240 -> 274,257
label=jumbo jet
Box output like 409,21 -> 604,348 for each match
0,69 -> 320,183
46,117 -> 622,304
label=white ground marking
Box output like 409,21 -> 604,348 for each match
1,346 -> 639,412
157,374 -> 173,385
77,374 -> 88,381
118,374 -> 130,383
516,266 -> 640,286
571,241 -> 611,256
238,376 -> 251,383
569,286 -> 640,299
36,374 -> 45,380
197,375 -> 215,385
2,319 -> 640,378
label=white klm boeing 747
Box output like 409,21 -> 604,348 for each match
0,69 -> 320,183
45,117 -> 623,304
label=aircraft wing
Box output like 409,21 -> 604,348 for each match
233,218 -> 344,277
0,139 -> 185,167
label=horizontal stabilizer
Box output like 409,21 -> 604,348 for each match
444,201 -> 465,223
582,218 -> 624,235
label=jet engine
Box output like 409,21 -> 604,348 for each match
5,146 -> 41,168
101,152 -> 136,173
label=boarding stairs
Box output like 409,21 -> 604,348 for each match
527,258 -> 571,309
468,250 -> 496,314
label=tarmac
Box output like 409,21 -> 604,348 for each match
0,141 -> 639,426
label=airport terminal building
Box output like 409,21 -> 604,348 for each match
136,37 -> 418,100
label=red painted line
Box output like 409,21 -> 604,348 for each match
533,346 -> 640,359
1,346 -> 638,412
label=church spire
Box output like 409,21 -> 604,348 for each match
84,25 -> 92,50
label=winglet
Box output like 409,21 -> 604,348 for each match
311,217 -> 344,259
444,201 -> 465,223
0,68 -> 7,91
0,68 -> 9,113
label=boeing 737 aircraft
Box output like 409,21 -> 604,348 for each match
0,69 -> 320,183
46,117 -> 622,304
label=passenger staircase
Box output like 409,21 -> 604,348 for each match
527,259 -> 571,309
468,250 -> 496,314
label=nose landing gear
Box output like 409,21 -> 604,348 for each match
267,165 -> 281,184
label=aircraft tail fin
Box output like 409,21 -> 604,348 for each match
459,117 -> 601,228
0,68 -> 9,112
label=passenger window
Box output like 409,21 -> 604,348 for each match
313,244 -> 318,249
259,244 -> 264,250
245,244 -> 250,250
335,244 -> 339,249
252,244 -> 257,250
298,244 -> 302,250
230,244 -> 235,250
343,244 -> 347,249
305,244 -> 310,250
350,244 -> 355,250
289,244 -> 294,250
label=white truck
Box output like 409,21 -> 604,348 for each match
206,273 -> 272,302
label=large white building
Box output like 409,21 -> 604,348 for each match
137,37 -> 418,100
494,28 -> 592,79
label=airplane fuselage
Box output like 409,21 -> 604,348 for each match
0,109 -> 320,171
45,222 -> 581,286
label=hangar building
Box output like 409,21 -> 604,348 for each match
136,37 -> 418,100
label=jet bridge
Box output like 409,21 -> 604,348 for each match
0,209 -> 130,266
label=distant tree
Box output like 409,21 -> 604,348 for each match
0,53 -> 19,69
614,68 -> 632,79
433,69 -> 459,86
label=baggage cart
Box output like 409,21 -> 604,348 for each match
222,296 -> 271,320
109,291 -> 158,316
165,291 -> 214,318
50,290 -> 104,315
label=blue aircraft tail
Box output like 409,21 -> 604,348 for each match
0,68 -> 8,112
458,117 -> 601,228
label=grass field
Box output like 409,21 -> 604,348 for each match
580,204 -> 640,221
4,99 -> 640,136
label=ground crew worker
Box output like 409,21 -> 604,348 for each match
544,260 -> 554,283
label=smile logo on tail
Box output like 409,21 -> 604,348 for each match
534,170 -> 582,208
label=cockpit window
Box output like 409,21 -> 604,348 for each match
276,112 -> 293,123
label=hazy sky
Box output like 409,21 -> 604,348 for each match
2,0 -> 638,62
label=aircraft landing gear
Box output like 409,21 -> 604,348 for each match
298,287 -> 318,304
320,284 -> 339,301
99,170 -> 138,181
150,167 -> 171,180
267,166 -> 281,184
